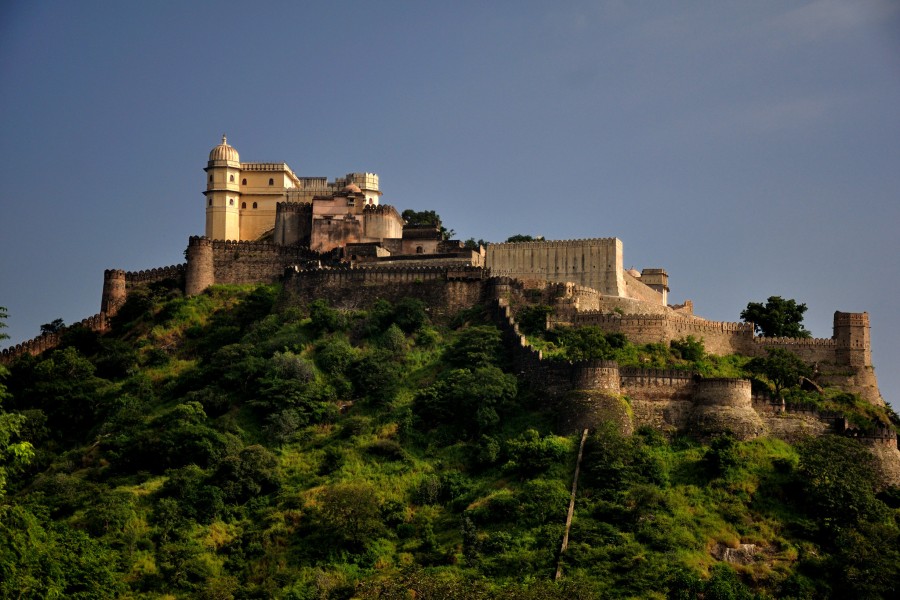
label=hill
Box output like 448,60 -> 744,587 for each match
1,283 -> 899,599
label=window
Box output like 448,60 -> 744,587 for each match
242,178 -> 247,185
229,198 -> 234,206
208,175 -> 212,182
208,198 -> 212,206
241,202 -> 246,209
253,202 -> 258,209
230,174 -> 235,182
416,246 -> 424,254
268,178 -> 274,185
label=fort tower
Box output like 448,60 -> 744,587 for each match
204,135 -> 242,241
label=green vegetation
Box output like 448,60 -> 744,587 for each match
0,290 -> 898,598
401,209 -> 454,239
741,296 -> 812,338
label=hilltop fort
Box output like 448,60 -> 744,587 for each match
3,136 -> 895,480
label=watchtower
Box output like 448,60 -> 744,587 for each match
834,311 -> 871,367
204,135 -> 242,241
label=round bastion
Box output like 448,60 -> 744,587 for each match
689,378 -> 766,440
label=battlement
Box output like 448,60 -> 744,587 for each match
0,313 -> 108,364
754,337 -> 836,347
241,162 -> 296,175
362,204 -> 401,218
619,367 -> 695,381
276,201 -> 313,213
834,311 -> 869,326
844,424 -> 898,446
289,264 -> 486,277
123,264 -> 186,284
489,237 -> 619,248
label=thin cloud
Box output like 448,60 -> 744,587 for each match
772,0 -> 899,41
671,94 -> 846,140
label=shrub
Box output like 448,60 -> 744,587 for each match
316,337 -> 356,375
670,335 -> 705,362
504,429 -> 570,476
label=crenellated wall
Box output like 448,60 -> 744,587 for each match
486,238 -> 626,297
0,313 -> 108,364
564,309 -> 871,374
184,236 -> 322,296
491,298 -> 890,446
101,264 -> 186,318
361,204 -> 403,241
282,265 -> 489,322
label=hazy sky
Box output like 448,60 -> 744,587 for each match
1,1 -> 898,406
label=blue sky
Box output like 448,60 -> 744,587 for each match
1,1 -> 898,406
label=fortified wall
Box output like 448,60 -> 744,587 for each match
491,298 -> 899,484
560,309 -> 879,404
281,265 -> 489,322
184,236 -> 322,296
486,238 -> 629,298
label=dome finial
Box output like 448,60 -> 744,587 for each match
209,135 -> 240,162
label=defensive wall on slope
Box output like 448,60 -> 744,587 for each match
0,313 -> 108,364
486,238 -> 627,298
565,310 -> 870,369
491,298 -> 890,447
281,265 -> 489,322
184,236 -> 322,295
101,264 -> 186,318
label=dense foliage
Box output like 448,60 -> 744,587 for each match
740,296 -> 812,338
0,290 -> 898,598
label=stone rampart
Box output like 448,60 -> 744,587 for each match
622,270 -> 664,304
0,313 -> 107,364
274,201 -> 313,246
184,236 -> 322,295
570,311 -> 755,355
692,378 -> 753,408
753,337 -> 837,364
620,368 -> 696,433
124,264 -> 186,285
282,265 -> 488,322
567,308 -> 876,371
486,238 -> 625,297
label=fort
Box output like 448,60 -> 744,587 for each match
2,136 -> 895,480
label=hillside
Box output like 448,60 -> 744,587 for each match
1,282 -> 899,599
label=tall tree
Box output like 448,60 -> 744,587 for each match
740,296 -> 811,338
0,307 -> 34,497
746,348 -> 811,398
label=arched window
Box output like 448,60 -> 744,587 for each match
416,246 -> 424,254
208,175 -> 212,182
253,202 -> 258,209
242,178 -> 247,185
208,198 -> 212,206
268,178 -> 274,185
241,202 -> 246,209
229,174 -> 235,182
229,198 -> 234,206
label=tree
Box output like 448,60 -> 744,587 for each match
0,307 -> 34,497
444,326 -> 504,369
740,296 -> 811,338
746,348 -> 811,398
795,435 -> 885,530
40,318 -> 65,335
401,209 -> 454,239
318,482 -> 382,547
505,234 -> 543,243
